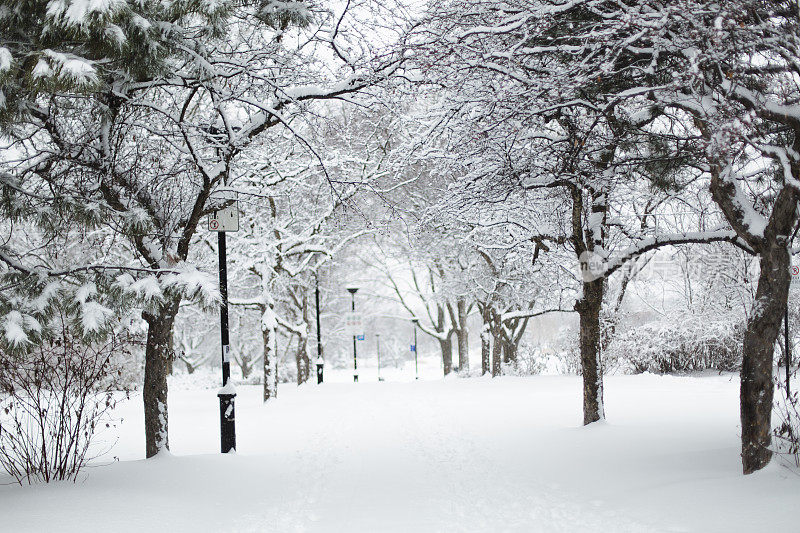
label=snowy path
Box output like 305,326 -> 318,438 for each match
1,374 -> 798,532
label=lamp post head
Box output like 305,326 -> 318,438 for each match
411,318 -> 419,325
346,287 -> 359,295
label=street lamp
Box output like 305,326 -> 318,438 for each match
411,318 -> 419,380
347,287 -> 359,382
315,273 -> 324,384
376,333 -> 383,382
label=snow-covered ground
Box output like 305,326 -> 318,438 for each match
1,372 -> 798,532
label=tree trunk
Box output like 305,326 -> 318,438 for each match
296,333 -> 310,385
456,298 -> 469,373
480,331 -> 490,375
440,334 -> 453,376
295,291 -> 312,385
142,301 -> 179,458
239,354 -> 252,380
509,317 -> 529,366
740,243 -> 789,473
491,331 -> 502,377
503,340 -> 518,365
262,305 -> 278,402
708,154 -> 798,473
575,278 -> 605,425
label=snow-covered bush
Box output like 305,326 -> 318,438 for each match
550,327 -> 581,375
0,320 -> 131,484
501,342 -> 547,376
610,315 -> 742,374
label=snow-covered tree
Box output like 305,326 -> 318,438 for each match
411,0 -> 746,427
1,0 -> 409,456
497,0 -> 800,474
228,106 -> 395,399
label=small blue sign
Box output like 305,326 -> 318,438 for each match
357,335 -> 365,341
410,344 -> 416,352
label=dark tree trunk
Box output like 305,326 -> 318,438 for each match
142,301 -> 179,458
708,154 -> 799,473
481,329 -> 490,375
740,243 -> 789,472
575,278 -> 604,425
165,325 -> 175,375
296,333 -> 310,385
456,298 -> 469,373
509,317 -> 529,366
503,340 -> 518,365
491,331 -> 502,377
433,304 -> 453,375
440,334 -> 453,375
295,291 -> 312,385
262,310 -> 277,402
480,305 -> 492,375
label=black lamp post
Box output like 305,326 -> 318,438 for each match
316,273 -> 324,384
347,287 -> 359,382
376,333 -> 383,382
412,318 -> 419,380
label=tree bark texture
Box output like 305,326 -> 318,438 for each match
576,279 -> 605,425
296,333 -> 310,385
440,335 -> 453,376
709,157 -> 799,473
142,301 -> 179,458
456,298 -> 469,372
481,329 -> 490,375
491,332 -> 502,377
262,317 -> 277,402
739,243 -> 789,472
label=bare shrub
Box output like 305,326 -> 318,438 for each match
773,377 -> 799,468
0,322 -> 131,484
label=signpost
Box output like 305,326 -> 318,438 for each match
209,188 -> 238,453
345,312 -> 364,337
208,193 -> 239,232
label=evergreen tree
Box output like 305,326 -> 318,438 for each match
1,0 -> 407,457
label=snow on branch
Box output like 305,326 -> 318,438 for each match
602,230 -> 751,277
500,308 -> 573,322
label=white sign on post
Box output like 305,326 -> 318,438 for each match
208,188 -> 239,232
344,312 -> 364,337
